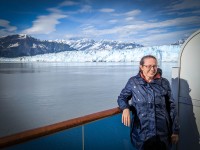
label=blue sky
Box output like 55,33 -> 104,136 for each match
0,0 -> 200,46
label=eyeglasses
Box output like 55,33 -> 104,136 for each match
143,65 -> 158,69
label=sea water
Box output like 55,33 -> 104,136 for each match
0,62 -> 177,137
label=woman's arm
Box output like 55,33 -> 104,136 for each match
117,78 -> 133,126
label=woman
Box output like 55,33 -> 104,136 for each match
117,55 -> 179,150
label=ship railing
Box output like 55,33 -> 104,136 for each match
0,107 -> 134,150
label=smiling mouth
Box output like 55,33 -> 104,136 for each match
149,72 -> 156,75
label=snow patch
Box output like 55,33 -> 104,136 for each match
8,43 -> 19,48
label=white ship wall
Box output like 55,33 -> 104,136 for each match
172,30 -> 200,150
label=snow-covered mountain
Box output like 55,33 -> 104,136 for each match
0,34 -> 75,57
171,39 -> 185,45
0,34 -> 183,62
54,39 -> 143,51
0,34 -> 144,57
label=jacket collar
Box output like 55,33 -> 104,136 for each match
135,72 -> 162,85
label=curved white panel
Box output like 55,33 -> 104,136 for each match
178,30 -> 200,150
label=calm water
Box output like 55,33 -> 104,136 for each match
0,62 -> 177,137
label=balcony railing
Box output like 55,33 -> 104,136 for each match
0,107 -> 135,150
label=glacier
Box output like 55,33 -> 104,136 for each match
0,45 -> 181,62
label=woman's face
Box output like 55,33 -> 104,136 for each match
140,57 -> 158,79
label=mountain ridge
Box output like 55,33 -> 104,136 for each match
0,34 -> 145,58
0,34 -> 75,58
53,38 -> 144,51
0,34 -> 185,60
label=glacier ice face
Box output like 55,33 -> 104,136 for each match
0,45 -> 181,62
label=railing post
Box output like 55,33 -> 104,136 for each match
82,125 -> 85,150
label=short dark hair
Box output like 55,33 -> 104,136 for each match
157,68 -> 162,76
139,55 -> 157,66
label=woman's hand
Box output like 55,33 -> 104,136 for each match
171,134 -> 179,144
122,108 -> 131,127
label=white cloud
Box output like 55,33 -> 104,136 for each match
146,29 -> 167,34
82,25 -> 95,30
0,19 -> 17,36
108,19 -> 118,24
166,0 -> 200,11
79,5 -> 92,13
119,16 -> 200,32
59,1 -> 79,7
22,12 -> 67,34
64,33 -> 85,39
125,17 -> 134,21
192,9 -> 200,14
99,8 -> 115,13
0,19 -> 17,32
75,14 -> 200,46
157,16 -> 200,27
20,0 -> 199,46
125,9 -> 141,16
135,29 -> 197,46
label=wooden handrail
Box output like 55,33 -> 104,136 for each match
0,107 -> 121,148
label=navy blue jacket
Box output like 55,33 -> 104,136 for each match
117,73 -> 179,150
